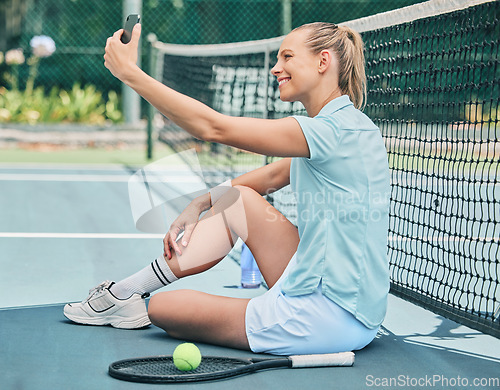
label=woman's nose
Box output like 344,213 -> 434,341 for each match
270,63 -> 281,76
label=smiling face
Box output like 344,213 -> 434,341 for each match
271,29 -> 322,105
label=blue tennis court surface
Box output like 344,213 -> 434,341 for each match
1,163 -> 499,389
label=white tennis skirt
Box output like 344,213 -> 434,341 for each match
245,253 -> 379,355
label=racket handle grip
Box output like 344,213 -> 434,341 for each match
290,352 -> 355,368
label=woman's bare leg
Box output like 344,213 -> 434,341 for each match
148,185 -> 299,348
149,290 -> 251,349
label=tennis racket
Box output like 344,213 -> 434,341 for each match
109,352 -> 354,383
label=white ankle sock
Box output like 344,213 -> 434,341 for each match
110,256 -> 178,299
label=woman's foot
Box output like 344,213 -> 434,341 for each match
63,281 -> 151,329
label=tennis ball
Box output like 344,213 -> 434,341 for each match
173,343 -> 202,371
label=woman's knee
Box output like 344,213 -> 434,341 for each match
211,185 -> 258,241
147,290 -> 197,330
217,185 -> 260,209
148,291 -> 181,328
233,184 -> 260,200
147,292 -> 168,327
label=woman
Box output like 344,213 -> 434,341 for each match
64,22 -> 390,355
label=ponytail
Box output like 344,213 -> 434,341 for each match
293,22 -> 367,110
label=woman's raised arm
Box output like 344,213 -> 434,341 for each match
104,25 -> 310,159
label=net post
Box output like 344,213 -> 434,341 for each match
263,46 -> 276,205
263,47 -> 271,171
263,48 -> 270,121
122,0 -> 142,125
281,0 -> 292,35
146,33 -> 158,160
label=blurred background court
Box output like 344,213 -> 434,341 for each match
1,0 -> 499,389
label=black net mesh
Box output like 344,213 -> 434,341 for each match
362,1 -> 499,336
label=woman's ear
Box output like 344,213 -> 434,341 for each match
318,49 -> 333,74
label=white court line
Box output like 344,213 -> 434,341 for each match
0,174 -> 131,182
0,162 -> 197,171
2,233 -> 496,241
0,232 -> 164,239
0,163 -> 131,170
0,173 -> 202,182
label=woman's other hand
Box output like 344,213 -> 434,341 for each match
163,199 -> 206,259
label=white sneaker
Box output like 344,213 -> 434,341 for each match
63,281 -> 151,329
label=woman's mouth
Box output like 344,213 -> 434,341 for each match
278,77 -> 291,88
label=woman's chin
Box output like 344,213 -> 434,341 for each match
279,93 -> 294,103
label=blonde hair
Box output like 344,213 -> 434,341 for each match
293,22 -> 367,110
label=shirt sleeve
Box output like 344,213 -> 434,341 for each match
292,115 -> 341,162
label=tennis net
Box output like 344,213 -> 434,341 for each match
148,0 -> 499,338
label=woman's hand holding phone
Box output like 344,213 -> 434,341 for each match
104,15 -> 141,82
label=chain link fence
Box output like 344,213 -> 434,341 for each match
1,0 -> 424,119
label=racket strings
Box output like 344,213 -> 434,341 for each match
113,356 -> 250,376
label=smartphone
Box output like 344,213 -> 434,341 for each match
121,14 -> 141,44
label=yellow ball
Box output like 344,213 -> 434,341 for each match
172,343 -> 202,371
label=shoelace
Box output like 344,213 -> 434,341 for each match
84,281 -> 111,303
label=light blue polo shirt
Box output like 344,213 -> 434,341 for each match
281,95 -> 391,329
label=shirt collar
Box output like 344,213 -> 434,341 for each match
316,95 -> 353,117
